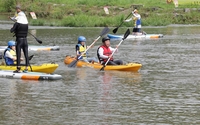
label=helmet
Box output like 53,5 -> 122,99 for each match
8,41 -> 15,47
102,37 -> 110,43
78,36 -> 86,43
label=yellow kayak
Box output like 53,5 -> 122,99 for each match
64,56 -> 142,72
0,63 -> 59,73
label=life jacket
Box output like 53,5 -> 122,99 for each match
11,22 -> 28,38
16,23 -> 28,37
136,19 -> 141,25
97,45 -> 113,63
76,44 -> 87,59
133,15 -> 141,27
4,48 -> 16,65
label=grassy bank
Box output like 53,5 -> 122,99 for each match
0,0 -> 200,27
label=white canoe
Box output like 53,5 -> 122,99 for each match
0,70 -> 62,80
0,45 -> 60,52
107,33 -> 164,40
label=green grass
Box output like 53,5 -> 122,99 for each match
1,0 -> 200,26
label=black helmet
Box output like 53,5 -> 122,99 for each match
102,37 -> 110,43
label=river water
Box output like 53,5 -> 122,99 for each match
0,20 -> 200,124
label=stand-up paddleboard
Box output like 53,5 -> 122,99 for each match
0,45 -> 60,52
0,70 -> 62,80
107,33 -> 164,40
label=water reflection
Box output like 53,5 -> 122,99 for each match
98,71 -> 113,121
6,80 -> 34,124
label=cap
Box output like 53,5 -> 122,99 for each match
102,37 -> 110,43
133,9 -> 138,13
16,5 -> 21,9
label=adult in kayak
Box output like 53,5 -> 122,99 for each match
124,9 -> 143,35
3,41 -> 23,66
10,5 -> 29,73
76,36 -> 98,63
97,37 -> 123,65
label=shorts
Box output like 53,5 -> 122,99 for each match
133,28 -> 141,32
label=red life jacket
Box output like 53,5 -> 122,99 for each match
98,45 -> 113,63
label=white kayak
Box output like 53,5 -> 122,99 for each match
107,33 -> 164,40
0,70 -> 62,80
0,45 -> 60,52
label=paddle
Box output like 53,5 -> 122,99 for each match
100,29 -> 130,71
28,32 -> 42,44
28,55 -> 34,72
68,27 -> 110,68
28,55 -> 34,60
9,17 -> 42,44
113,13 -> 132,34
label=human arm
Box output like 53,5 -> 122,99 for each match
10,22 -> 19,33
9,16 -> 17,22
98,47 -> 111,59
75,45 -> 80,56
109,46 -> 118,53
124,17 -> 133,22
5,51 -> 15,60
5,51 -> 23,61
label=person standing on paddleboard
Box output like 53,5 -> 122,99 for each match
97,37 -> 123,65
76,36 -> 99,63
10,5 -> 29,73
124,9 -> 142,35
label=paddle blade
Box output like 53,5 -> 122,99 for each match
36,38 -> 42,44
29,32 -> 42,44
28,55 -> 34,61
100,27 -> 110,36
100,65 -> 105,71
112,27 -> 118,34
68,60 -> 78,67
123,29 -> 130,40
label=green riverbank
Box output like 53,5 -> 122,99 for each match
0,0 -> 200,27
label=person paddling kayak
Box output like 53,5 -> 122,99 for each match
97,37 -> 123,65
76,36 -> 98,63
124,9 -> 143,35
10,5 -> 29,73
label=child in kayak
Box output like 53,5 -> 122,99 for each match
76,36 -> 98,63
4,41 -> 23,66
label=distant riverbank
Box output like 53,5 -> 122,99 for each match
0,0 -> 200,27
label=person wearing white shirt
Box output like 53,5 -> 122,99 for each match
124,9 -> 142,35
10,5 -> 29,73
97,37 -> 123,65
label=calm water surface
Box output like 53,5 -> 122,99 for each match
0,22 -> 200,124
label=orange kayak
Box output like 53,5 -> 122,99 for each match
64,56 -> 142,72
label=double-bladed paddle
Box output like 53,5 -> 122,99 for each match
68,27 -> 110,68
100,29 -> 130,71
113,13 -> 132,34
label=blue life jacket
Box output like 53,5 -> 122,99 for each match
4,48 -> 16,65
136,19 -> 141,25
